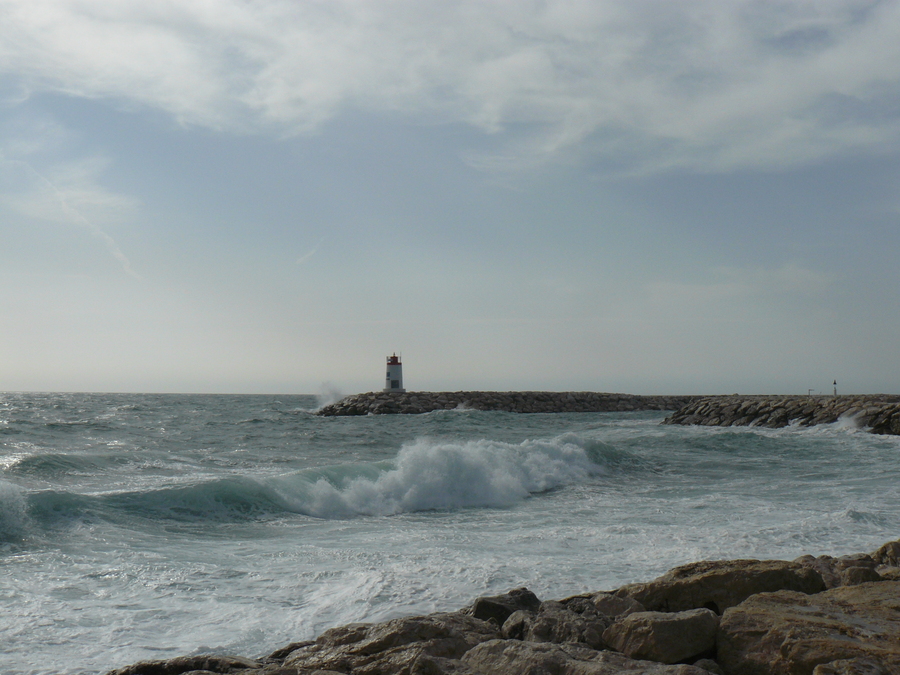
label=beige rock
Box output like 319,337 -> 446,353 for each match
592,592 -> 646,618
614,559 -> 825,613
795,555 -> 842,589
501,599 -> 611,649
284,611 -> 499,674
812,657 -> 893,674
717,581 -> 900,675
872,540 -> 900,566
692,658 -> 724,674
461,639 -> 711,674
839,566 -> 883,586
602,608 -> 719,664
877,567 -> 900,581
105,655 -> 262,675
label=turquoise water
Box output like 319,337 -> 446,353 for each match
1,393 -> 898,674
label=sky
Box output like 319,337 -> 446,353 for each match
2,0 -> 900,396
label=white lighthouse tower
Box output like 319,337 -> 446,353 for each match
384,353 -> 405,393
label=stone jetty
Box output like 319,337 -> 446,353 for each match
107,539 -> 900,675
663,394 -> 900,435
317,391 -> 698,416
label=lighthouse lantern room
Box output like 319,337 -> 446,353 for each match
384,353 -> 405,393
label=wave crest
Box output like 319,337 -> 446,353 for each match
277,434 -> 610,518
8,434 -> 617,531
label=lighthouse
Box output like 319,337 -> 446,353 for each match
384,353 -> 405,393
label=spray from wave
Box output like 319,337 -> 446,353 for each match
314,384 -> 345,410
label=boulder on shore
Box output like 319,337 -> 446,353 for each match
602,608 -> 719,664
717,581 -> 900,675
613,559 -> 826,614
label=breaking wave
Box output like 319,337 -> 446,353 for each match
12,434 -> 618,529
276,434 -> 613,518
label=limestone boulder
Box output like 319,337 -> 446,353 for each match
871,540 -> 900,567
614,559 -> 825,613
839,566 -> 883,586
795,554 -> 883,589
284,611 -> 500,674
602,608 -> 719,664
717,581 -> 900,675
500,599 -> 612,649
591,592 -> 646,618
461,639 -> 712,674
877,567 -> 900,581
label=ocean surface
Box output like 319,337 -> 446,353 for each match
1,392 -> 898,675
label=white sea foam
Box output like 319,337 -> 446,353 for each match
279,435 -> 608,518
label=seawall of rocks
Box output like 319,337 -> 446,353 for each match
108,539 -> 900,675
317,391 -> 699,416
663,394 -> 900,434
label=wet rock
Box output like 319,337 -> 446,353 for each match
717,581 -> 900,675
106,655 -> 262,675
283,612 -> 499,674
461,639 -> 711,674
470,587 -> 541,625
602,609 -> 719,664
614,559 -> 825,613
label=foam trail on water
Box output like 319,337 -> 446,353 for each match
278,434 -> 610,518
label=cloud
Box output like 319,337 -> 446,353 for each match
296,237 -> 325,265
0,118 -> 140,277
1,1 -> 899,171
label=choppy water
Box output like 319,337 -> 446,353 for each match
1,392 -> 898,675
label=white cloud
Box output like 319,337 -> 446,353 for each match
0,118 -> 140,277
1,0 -> 899,171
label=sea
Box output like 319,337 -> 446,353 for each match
1,392 -> 898,675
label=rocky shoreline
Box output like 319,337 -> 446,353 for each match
663,395 -> 900,435
108,539 -> 900,675
316,392 -> 698,416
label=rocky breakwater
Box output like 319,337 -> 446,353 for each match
108,539 -> 900,675
317,391 -> 698,416
664,394 -> 900,434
